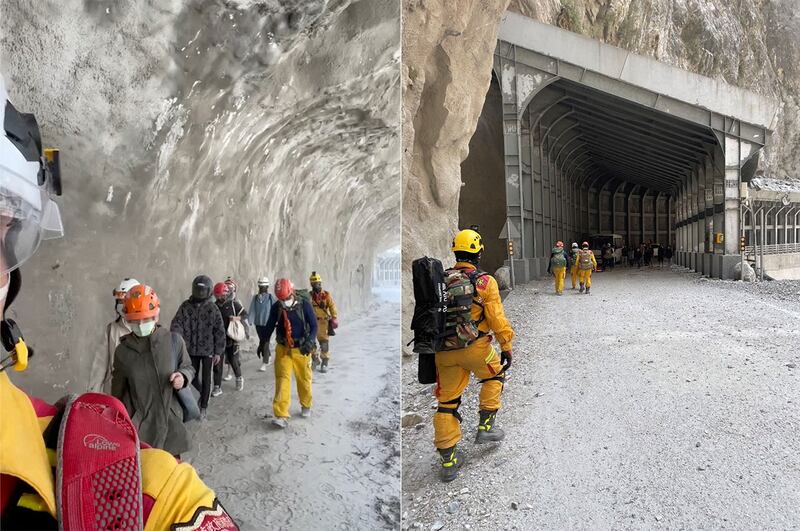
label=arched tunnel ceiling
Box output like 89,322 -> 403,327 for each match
526,78 -> 718,194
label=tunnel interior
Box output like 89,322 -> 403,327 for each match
520,77 -> 718,254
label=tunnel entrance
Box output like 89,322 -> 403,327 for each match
459,73 -> 507,273
483,12 -> 778,283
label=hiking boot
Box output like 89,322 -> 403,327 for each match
200,409 -> 207,421
259,363 -> 268,372
272,417 -> 289,429
579,285 -> 585,294
438,446 -> 465,483
236,377 -> 244,391
211,386 -> 222,397
300,407 -> 312,418
320,359 -> 329,373
311,356 -> 320,371
475,410 -> 505,444
585,287 -> 591,295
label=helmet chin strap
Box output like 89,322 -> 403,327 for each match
0,269 -> 33,372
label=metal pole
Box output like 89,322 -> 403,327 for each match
760,208 -> 765,281
740,200 -> 745,281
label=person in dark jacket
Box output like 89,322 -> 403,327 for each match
112,284 -> 195,457
170,275 -> 226,420
249,276 -> 276,371
212,282 -> 248,395
263,278 -> 318,429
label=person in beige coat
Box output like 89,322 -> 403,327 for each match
88,278 -> 139,393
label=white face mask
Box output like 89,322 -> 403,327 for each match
130,321 -> 157,337
281,296 -> 295,308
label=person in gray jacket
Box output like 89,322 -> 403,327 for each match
88,277 -> 139,393
111,284 -> 195,457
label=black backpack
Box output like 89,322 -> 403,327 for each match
409,257 -> 447,384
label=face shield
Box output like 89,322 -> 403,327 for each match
0,76 -> 63,275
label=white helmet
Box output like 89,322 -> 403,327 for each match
113,278 -> 140,300
0,73 -> 63,275
257,276 -> 270,287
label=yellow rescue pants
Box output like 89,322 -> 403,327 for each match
434,337 -> 504,449
578,268 -> 593,288
273,344 -> 313,417
570,266 -> 579,288
552,267 -> 566,294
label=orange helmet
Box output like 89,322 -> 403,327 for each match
123,284 -> 160,321
555,241 -> 564,248
275,278 -> 294,301
582,241 -> 590,248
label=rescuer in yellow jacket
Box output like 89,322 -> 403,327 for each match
309,271 -> 338,373
569,242 -> 580,289
576,241 -> 598,294
434,229 -> 515,482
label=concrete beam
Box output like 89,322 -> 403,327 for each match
498,12 -> 779,130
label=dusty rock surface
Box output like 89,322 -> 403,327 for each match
402,267 -> 800,529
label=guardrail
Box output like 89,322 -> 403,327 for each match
744,243 -> 800,255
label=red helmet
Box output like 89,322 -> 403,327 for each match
213,282 -> 229,298
275,278 -> 294,301
123,285 -> 159,321
556,241 -> 564,248
582,241 -> 590,248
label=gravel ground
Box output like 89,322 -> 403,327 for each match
402,265 -> 800,530
185,299 -> 401,530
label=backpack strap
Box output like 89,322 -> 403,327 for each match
436,396 -> 463,423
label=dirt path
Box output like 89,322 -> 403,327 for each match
402,266 -> 800,530
185,298 -> 401,530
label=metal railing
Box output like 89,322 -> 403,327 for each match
744,242 -> 800,255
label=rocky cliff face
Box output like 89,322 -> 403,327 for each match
1,0 -> 399,399
402,0 -> 800,346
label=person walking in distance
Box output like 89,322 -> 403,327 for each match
212,282 -> 248,394
309,271 -> 338,373
249,276 -> 276,371
576,241 -> 597,294
547,241 -> 569,295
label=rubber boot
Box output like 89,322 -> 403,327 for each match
585,286 -> 591,295
438,446 -> 465,483
579,283 -> 585,294
311,355 -> 320,372
301,407 -> 312,418
236,377 -> 244,391
474,410 -> 505,444
320,359 -> 329,373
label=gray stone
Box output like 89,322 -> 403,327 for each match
734,261 -> 756,282
402,412 -> 424,427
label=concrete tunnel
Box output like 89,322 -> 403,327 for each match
460,12 -> 779,281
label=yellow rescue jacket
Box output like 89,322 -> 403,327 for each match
0,372 -> 235,530
454,261 -> 514,352
311,290 -> 338,321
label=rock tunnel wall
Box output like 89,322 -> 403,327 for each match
402,0 -> 800,347
1,0 -> 400,400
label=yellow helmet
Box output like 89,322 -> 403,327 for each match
309,271 -> 322,283
452,229 -> 484,253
